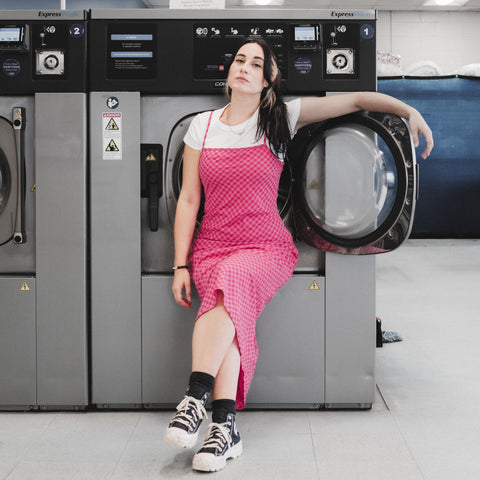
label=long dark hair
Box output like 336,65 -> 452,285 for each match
226,38 -> 291,158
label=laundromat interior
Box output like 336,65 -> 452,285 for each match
0,0 -> 479,479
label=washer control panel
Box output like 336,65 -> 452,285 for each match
89,13 -> 376,94
0,11 -> 87,94
192,22 -> 289,80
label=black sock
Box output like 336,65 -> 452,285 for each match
212,399 -> 236,423
187,371 -> 215,401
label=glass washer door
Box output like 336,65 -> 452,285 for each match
290,111 -> 416,255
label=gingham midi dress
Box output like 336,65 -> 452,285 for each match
188,112 -> 298,409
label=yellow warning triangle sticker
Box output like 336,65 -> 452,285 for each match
309,280 -> 320,291
105,118 -> 119,130
145,153 -> 157,161
106,139 -> 119,152
20,281 -> 30,292
309,179 -> 321,190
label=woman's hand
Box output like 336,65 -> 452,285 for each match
172,269 -> 192,308
407,108 -> 434,160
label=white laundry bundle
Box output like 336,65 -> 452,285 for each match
404,60 -> 443,76
449,64 -> 480,77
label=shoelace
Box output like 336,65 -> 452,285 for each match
201,422 -> 232,452
172,396 -> 207,431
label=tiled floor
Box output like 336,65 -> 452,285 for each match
1,240 -> 480,479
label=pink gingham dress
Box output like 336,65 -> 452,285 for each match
188,111 -> 298,409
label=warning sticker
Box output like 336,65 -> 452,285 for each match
105,139 -> 120,152
105,117 -> 120,130
309,280 -> 321,291
102,112 -> 122,160
20,281 -> 31,292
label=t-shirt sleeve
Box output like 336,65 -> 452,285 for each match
285,98 -> 301,137
183,112 -> 209,151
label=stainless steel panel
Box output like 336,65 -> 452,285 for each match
142,274 -> 325,408
35,93 -> 88,407
325,252 -> 376,407
141,95 -> 224,273
248,275 -> 325,408
142,275 -> 200,406
0,277 -> 36,408
90,92 -> 142,405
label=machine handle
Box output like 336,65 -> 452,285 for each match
12,107 -> 26,244
141,144 -> 163,232
148,177 -> 160,231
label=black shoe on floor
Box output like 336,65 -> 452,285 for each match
164,394 -> 208,449
192,412 -> 243,472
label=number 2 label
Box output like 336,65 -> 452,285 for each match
70,24 -> 85,38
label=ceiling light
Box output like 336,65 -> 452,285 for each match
241,0 -> 285,5
423,0 -> 469,6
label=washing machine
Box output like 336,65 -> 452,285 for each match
0,10 -> 88,410
89,9 -> 416,409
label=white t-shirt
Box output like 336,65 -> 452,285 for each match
183,98 -> 301,161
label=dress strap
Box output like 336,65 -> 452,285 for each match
202,111 -> 214,150
263,133 -> 267,145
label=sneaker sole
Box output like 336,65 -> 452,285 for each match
192,441 -> 243,472
164,426 -> 199,449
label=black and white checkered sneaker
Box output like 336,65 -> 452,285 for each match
164,394 -> 208,449
192,413 -> 243,472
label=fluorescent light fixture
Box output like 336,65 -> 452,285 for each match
241,0 -> 285,5
423,0 -> 469,6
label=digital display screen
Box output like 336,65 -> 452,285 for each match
295,26 -> 316,42
0,27 -> 21,43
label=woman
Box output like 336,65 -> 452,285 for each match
165,39 -> 433,473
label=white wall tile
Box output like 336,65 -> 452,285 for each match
378,11 -> 480,74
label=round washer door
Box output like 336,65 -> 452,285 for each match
0,116 -> 18,246
289,111 -> 417,255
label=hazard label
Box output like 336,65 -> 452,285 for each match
105,139 -> 120,152
105,117 -> 120,130
102,112 -> 122,160
309,280 -> 320,291
20,281 -> 30,292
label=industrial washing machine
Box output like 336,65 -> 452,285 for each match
89,8 -> 416,409
0,10 -> 88,410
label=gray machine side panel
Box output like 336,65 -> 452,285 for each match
325,252 -> 376,406
35,93 -> 88,406
0,277 -> 36,407
142,275 -> 325,408
90,92 -> 142,405
142,275 -> 199,405
247,275 -> 325,408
